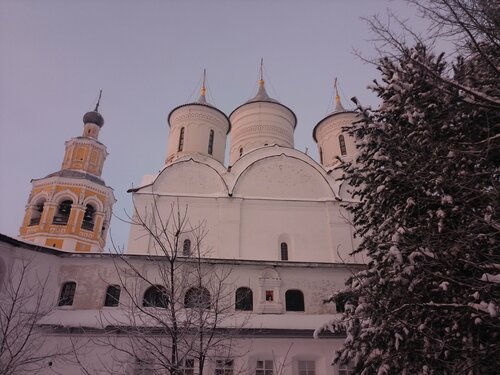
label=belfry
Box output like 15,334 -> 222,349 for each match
19,93 -> 115,252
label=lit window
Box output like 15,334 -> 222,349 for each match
298,360 -> 315,375
285,290 -> 304,312
183,358 -> 194,375
183,239 -> 191,256
215,359 -> 234,375
280,242 -> 288,261
339,134 -> 347,156
53,200 -> 72,225
184,286 -> 211,309
81,204 -> 95,230
208,129 -> 214,155
256,360 -> 273,375
235,287 -> 253,311
104,285 -> 121,307
178,127 -> 185,152
143,285 -> 168,308
59,282 -> 76,306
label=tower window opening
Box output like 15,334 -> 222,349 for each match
58,282 -> 76,306
235,287 -> 253,311
53,200 -> 73,225
285,289 -> 304,312
184,286 -> 211,309
81,204 -> 96,231
104,285 -> 121,307
143,285 -> 168,308
208,129 -> 214,155
29,199 -> 45,226
182,239 -> 191,256
280,242 -> 288,261
339,134 -> 347,156
178,127 -> 185,152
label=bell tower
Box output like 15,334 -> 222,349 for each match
19,93 -> 116,252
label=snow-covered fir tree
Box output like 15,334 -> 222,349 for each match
327,41 -> 499,374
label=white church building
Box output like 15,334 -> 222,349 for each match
1,72 -> 364,375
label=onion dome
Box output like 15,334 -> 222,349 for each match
83,111 -> 104,127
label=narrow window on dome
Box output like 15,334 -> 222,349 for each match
319,147 -> 323,164
208,129 -> 214,155
239,147 -> 243,157
178,127 -> 185,152
280,242 -> 288,261
339,134 -> 347,156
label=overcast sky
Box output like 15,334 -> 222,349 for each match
0,0 -> 428,249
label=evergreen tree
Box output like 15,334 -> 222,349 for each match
329,42 -> 499,374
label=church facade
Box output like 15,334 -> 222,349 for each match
0,73 -> 363,375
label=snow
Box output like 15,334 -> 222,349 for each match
481,273 -> 500,284
439,281 -> 449,291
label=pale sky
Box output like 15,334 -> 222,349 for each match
0,0 -> 426,249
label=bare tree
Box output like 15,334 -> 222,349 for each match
0,256 -> 71,374
95,200 -> 248,375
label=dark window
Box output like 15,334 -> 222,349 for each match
29,200 -> 45,226
53,200 -> 72,225
208,129 -> 214,155
265,290 -> 274,302
183,239 -> 191,256
319,147 -> 323,164
216,359 -> 234,375
280,242 -> 288,261
104,285 -> 121,307
239,147 -> 243,157
183,359 -> 194,375
178,127 -> 185,152
58,282 -> 76,306
339,134 -> 347,156
81,204 -> 95,230
235,287 -> 253,311
143,285 -> 168,308
184,286 -> 210,309
285,289 -> 304,312
256,360 -> 273,375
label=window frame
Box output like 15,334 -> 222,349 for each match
143,285 -> 168,308
104,284 -> 121,307
208,129 -> 214,155
285,289 -> 305,312
215,359 -> 234,375
235,287 -> 253,311
178,127 -> 185,152
339,134 -> 347,156
255,360 -> 273,375
183,239 -> 191,256
298,360 -> 316,375
280,242 -> 289,261
58,281 -> 76,306
184,286 -> 211,309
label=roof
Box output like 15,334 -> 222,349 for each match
38,169 -> 106,186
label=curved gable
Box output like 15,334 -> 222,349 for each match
232,154 -> 336,200
144,159 -> 228,196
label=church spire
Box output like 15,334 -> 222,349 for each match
334,78 -> 345,112
247,58 -> 277,103
198,69 -> 208,104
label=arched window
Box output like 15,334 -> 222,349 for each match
178,127 -> 185,152
184,286 -> 211,309
239,147 -> 243,157
53,199 -> 72,225
319,147 -> 323,164
30,199 -> 45,226
235,287 -> 253,311
104,285 -> 121,307
183,239 -> 191,256
143,285 -> 168,308
285,289 -> 304,312
81,204 -> 96,230
339,134 -> 347,156
208,129 -> 214,155
280,242 -> 288,261
58,282 -> 76,306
